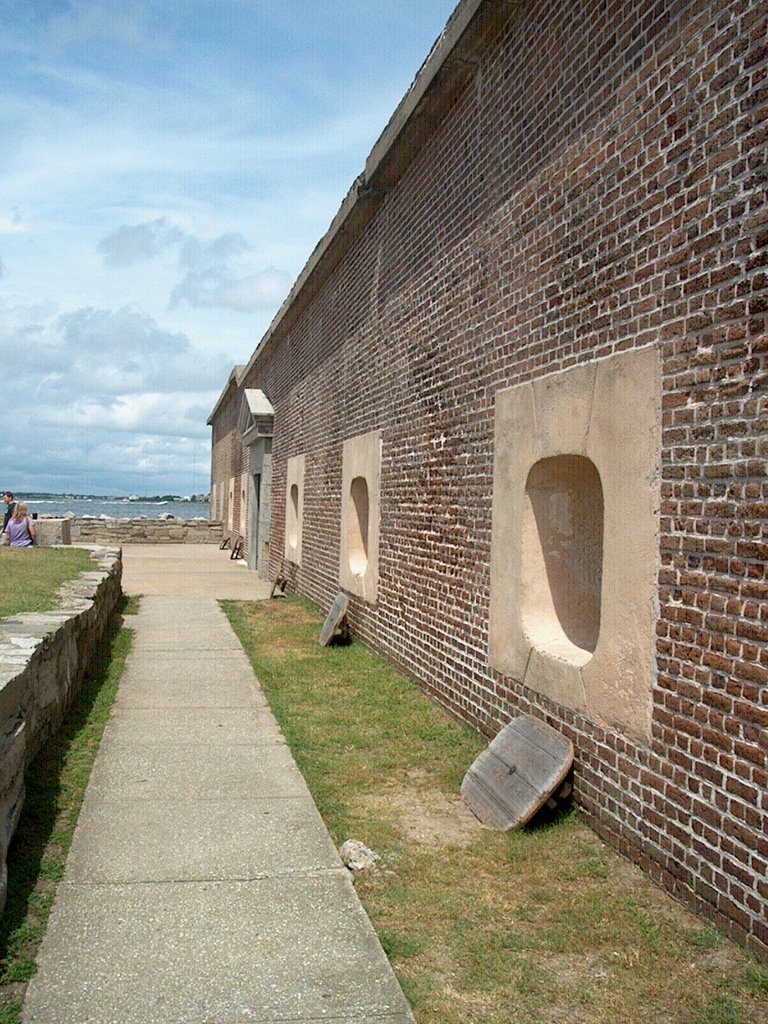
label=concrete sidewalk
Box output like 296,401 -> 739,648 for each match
119,542 -> 275,599
22,546 -> 415,1024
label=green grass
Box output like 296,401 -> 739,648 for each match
0,599 -> 135,1022
223,596 -> 768,1024
0,547 -> 94,617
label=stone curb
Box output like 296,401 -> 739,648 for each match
0,545 -> 123,911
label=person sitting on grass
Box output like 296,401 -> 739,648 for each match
5,502 -> 36,547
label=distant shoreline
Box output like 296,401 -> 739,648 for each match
22,493 -> 210,503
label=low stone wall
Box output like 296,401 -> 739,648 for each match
34,518 -> 71,547
0,545 -> 122,912
67,517 -> 223,545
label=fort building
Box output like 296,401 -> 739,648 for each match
208,0 -> 768,958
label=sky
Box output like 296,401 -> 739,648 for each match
0,0 -> 458,497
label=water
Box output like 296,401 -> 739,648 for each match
25,497 -> 211,522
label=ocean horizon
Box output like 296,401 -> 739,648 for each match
23,496 -> 212,522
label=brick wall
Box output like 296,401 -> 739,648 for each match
216,0 -> 767,957
209,371 -> 250,553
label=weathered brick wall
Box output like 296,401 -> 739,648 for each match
210,374 -> 249,552
234,0 -> 766,956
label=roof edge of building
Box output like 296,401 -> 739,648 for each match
241,0 -> 521,383
207,364 -> 247,425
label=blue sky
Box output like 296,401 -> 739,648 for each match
0,0 -> 457,497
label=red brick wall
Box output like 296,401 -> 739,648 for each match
209,379 -> 248,549
235,0 -> 767,957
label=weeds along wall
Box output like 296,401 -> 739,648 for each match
214,0 -> 767,958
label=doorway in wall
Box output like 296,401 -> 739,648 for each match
248,473 -> 261,571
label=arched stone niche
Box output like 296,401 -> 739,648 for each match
521,454 -> 604,665
489,345 -> 661,744
348,476 -> 371,576
285,454 -> 305,565
340,430 -> 381,603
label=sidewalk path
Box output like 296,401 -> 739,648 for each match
22,545 -> 415,1023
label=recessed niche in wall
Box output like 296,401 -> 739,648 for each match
348,476 -> 370,575
288,483 -> 300,548
340,430 -> 381,603
488,345 -> 661,745
521,455 -> 604,666
285,454 -> 305,565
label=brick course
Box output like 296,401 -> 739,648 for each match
210,0 -> 767,957
209,368 -> 249,550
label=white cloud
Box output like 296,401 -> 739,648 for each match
0,0 -> 460,493
171,233 -> 292,311
39,391 -> 214,438
95,219 -> 291,312
55,305 -> 193,392
206,269 -> 291,312
0,296 -> 225,493
97,219 -> 184,267
0,208 -> 25,234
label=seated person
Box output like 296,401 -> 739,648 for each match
1,491 -> 16,537
5,502 -> 36,547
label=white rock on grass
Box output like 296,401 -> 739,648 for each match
339,839 -> 380,873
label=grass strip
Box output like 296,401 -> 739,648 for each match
0,598 -> 136,1023
224,596 -> 768,1024
0,548 -> 94,618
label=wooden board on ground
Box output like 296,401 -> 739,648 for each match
270,563 -> 288,598
461,714 -> 574,830
319,592 -> 349,646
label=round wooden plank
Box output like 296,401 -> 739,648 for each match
319,592 -> 349,646
461,715 -> 574,830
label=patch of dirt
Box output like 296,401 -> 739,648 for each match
367,769 -> 489,847
392,788 -> 486,846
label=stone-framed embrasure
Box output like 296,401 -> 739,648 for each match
285,454 -> 305,566
239,389 -> 274,577
489,345 -> 661,744
339,430 -> 381,603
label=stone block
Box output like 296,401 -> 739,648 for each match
489,345 -> 661,745
35,518 -> 71,546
